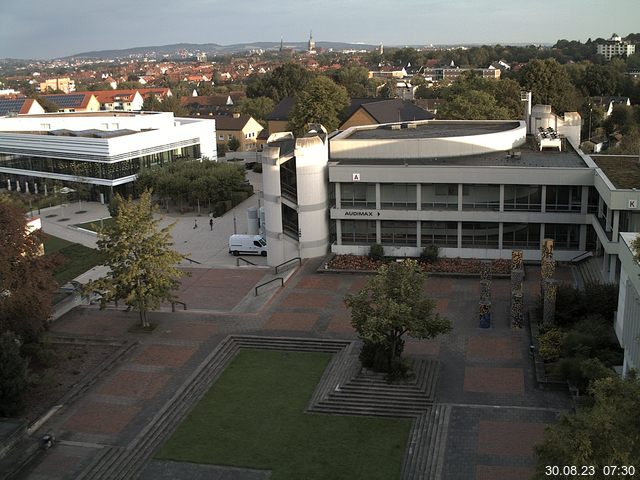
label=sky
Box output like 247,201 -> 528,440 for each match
1,0 -> 639,59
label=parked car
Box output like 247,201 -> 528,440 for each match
228,234 -> 267,256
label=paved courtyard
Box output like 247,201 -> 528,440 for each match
16,257 -> 572,479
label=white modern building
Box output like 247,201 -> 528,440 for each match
597,33 -> 636,60
0,111 -> 216,201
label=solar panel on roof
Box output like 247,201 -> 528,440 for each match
0,98 -> 27,116
42,93 -> 86,108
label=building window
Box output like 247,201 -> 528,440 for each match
380,183 -> 416,210
546,186 -> 582,212
462,184 -> 500,211
340,183 -> 376,209
421,221 -> 458,247
502,223 -> 540,249
381,220 -> 416,246
504,185 -> 542,211
461,222 -> 499,248
545,224 -> 579,250
422,184 -> 457,210
341,220 -> 376,245
219,135 -> 224,140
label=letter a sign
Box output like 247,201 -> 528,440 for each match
352,173 -> 361,181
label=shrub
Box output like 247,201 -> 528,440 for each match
554,283 -> 619,327
252,162 -> 263,173
230,191 -> 249,207
0,332 -> 28,417
420,244 -> 439,263
537,328 -> 565,362
561,315 -> 613,359
368,243 -> 384,261
556,356 -> 613,394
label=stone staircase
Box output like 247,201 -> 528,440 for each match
76,336 -> 349,480
576,256 -> 605,287
401,405 -> 451,480
75,335 -> 447,480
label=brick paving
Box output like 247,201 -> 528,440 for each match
18,260 -> 577,480
464,367 -> 525,394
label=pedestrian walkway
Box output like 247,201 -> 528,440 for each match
11,260 -> 574,480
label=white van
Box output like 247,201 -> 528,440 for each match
228,234 -> 267,256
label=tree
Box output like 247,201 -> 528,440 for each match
238,96 -> 275,127
582,64 -> 623,96
246,63 -> 313,102
85,190 -> 186,327
288,76 -> 349,134
378,79 -> 396,99
335,65 -> 377,98
344,259 -> 452,375
0,199 -> 57,343
0,332 -> 28,417
533,375 -> 640,477
518,59 -> 580,113
227,136 -> 241,152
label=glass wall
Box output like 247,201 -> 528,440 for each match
421,184 -> 457,210
381,220 -> 416,245
279,156 -> 297,201
545,186 -> 582,212
341,220 -> 377,245
504,185 -> 542,211
380,184 -> 416,209
502,223 -> 541,249
421,221 -> 458,247
545,223 -> 580,249
461,222 -> 500,248
340,183 -> 376,209
462,184 -> 500,211
0,145 -> 200,181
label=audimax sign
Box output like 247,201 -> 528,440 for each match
344,211 -> 381,217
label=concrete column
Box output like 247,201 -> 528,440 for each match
499,185 -> 505,212
613,210 -> 620,240
376,220 -> 381,244
602,252 -> 609,277
375,183 -> 381,210
539,223 -> 545,249
598,196 -> 604,217
416,184 -> 421,211
335,183 -> 341,209
541,185 -> 547,213
609,254 -> 617,283
498,223 -> 504,251
581,185 -> 589,214
457,221 -> 462,249
417,220 -> 422,248
458,184 -> 463,211
606,207 -> 612,232
336,219 -> 342,246
579,224 -> 587,251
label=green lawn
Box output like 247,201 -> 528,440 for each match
43,234 -> 105,285
156,349 -> 411,480
74,217 -> 115,232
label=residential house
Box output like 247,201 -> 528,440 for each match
93,90 -> 145,111
213,113 -> 264,152
266,96 -> 296,135
0,98 -> 45,116
339,98 -> 434,130
40,93 -> 101,112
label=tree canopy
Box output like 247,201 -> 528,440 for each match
246,63 -> 314,103
85,190 -> 186,327
344,259 -> 452,374
534,375 -> 640,476
518,58 -> 580,113
334,65 -> 379,98
288,76 -> 350,134
239,96 -> 275,127
0,198 -> 57,343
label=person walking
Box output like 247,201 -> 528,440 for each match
193,219 -> 198,229
209,218 -> 214,231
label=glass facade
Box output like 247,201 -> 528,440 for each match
545,186 -> 581,212
0,145 -> 200,181
421,221 -> 458,247
503,223 -> 541,249
340,183 -> 376,209
461,222 -> 500,248
341,220 -> 376,245
381,220 -> 416,245
280,157 -> 297,201
545,223 -> 580,250
422,184 -> 457,210
462,184 -> 500,211
504,185 -> 542,211
380,184 -> 416,209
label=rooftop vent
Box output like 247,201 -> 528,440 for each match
406,123 -> 417,129
390,124 -> 401,130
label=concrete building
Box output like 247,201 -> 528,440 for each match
614,233 -> 640,375
597,33 -> 636,60
39,77 -> 76,94
0,111 -> 216,201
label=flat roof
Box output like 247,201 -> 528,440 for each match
330,137 -> 588,168
344,121 -> 520,140
15,111 -> 161,118
591,155 -> 640,189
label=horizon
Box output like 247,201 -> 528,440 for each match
1,0 -> 639,60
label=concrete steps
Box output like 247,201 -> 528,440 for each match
577,256 -> 605,287
401,404 -> 451,480
75,336 -> 350,480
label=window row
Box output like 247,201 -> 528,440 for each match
0,145 -> 201,180
340,220 -> 580,250
338,183 -> 598,213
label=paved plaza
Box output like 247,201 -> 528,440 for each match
11,184 -> 573,479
